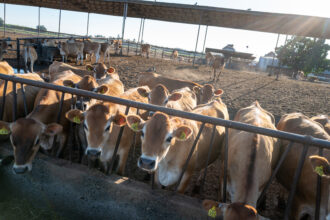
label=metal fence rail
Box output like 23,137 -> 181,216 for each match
0,73 -> 329,219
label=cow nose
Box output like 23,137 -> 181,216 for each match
138,157 -> 156,170
13,166 -> 28,174
86,149 -> 101,157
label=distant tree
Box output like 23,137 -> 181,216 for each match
37,25 -> 47,32
0,17 -> 3,26
276,36 -> 330,74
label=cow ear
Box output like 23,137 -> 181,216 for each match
107,67 -> 115,74
65,109 -> 84,124
173,126 -> 192,141
202,199 -> 219,211
95,85 -> 108,94
127,115 -> 145,132
309,155 -> 330,178
137,88 -> 149,98
168,92 -> 182,102
214,89 -> 223,96
193,86 -> 201,94
86,64 -> 94,71
63,80 -> 76,88
43,123 -> 63,136
0,121 -> 11,135
112,113 -> 126,127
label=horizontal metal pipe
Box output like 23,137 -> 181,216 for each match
0,73 -> 329,149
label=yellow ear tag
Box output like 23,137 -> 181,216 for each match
0,127 -> 9,135
208,206 -> 217,218
73,116 -> 81,124
100,89 -> 106,94
87,66 -> 93,71
131,122 -> 139,131
179,131 -> 186,140
315,165 -> 324,176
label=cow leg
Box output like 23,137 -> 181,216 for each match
95,52 -> 100,64
81,53 -> 84,65
30,59 -> 34,73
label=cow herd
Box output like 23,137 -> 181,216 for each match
0,52 -> 329,220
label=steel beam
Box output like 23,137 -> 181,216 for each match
202,25 -> 208,53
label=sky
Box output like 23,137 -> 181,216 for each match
0,0 -> 329,59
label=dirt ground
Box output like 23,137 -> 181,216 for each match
5,54 -> 330,219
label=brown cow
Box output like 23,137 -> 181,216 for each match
0,38 -> 12,61
222,101 -> 279,216
277,113 -> 330,220
137,84 -> 197,112
100,42 -> 112,65
0,61 -> 14,75
138,71 -> 202,92
0,73 -> 43,122
171,50 -> 179,60
212,54 -> 226,82
111,40 -> 122,55
203,200 -> 259,220
205,52 -> 214,66
126,97 -> 228,192
193,84 -> 224,105
0,71 -> 100,173
49,61 -> 118,82
83,40 -> 101,63
22,44 -> 38,73
65,86 -> 150,175
311,114 -> 330,135
141,44 -> 151,58
58,41 -> 84,65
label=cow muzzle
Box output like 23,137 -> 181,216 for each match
138,156 -> 156,171
13,165 -> 29,174
86,148 -> 101,157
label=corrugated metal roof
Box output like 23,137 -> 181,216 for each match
4,0 -> 330,39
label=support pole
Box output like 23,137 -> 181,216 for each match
37,6 -> 40,37
86,12 -> 90,36
193,23 -> 201,65
140,18 -> 145,44
269,33 -> 280,76
58,0 -> 62,38
136,18 -> 143,55
3,3 -> 6,37
202,25 -> 208,53
121,3 -> 128,55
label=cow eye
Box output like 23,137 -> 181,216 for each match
165,136 -> 172,143
83,123 -> 88,131
35,138 -> 40,145
105,125 -> 110,132
141,131 -> 144,138
164,99 -> 168,104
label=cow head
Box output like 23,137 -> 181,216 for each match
202,200 -> 259,220
86,63 -> 116,80
193,84 -> 223,105
309,155 -> 330,178
66,104 -> 126,157
0,118 -> 62,174
126,112 -> 192,172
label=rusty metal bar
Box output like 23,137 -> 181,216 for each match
314,147 -> 323,220
108,106 -> 130,175
57,92 -> 65,123
0,74 -> 329,149
257,141 -> 294,207
20,83 -> 28,116
199,125 -> 216,193
12,82 -> 17,121
222,127 -> 228,202
175,122 -> 205,192
284,144 -> 309,220
0,80 -> 8,120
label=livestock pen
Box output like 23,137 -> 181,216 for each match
0,73 -> 329,219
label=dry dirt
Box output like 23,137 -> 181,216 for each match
6,54 -> 330,219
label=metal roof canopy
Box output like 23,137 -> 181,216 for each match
4,0 -> 330,39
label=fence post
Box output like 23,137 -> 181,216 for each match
127,40 -> 130,56
162,48 -> 164,58
16,38 -> 20,73
154,48 -> 156,58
